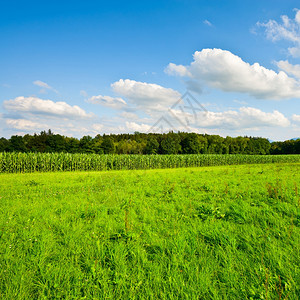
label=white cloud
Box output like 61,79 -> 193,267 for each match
6,119 -> 47,131
165,48 -> 300,99
33,80 -> 51,89
289,47 -> 300,57
125,121 -> 151,132
87,95 -> 127,109
170,106 -> 290,130
296,9 -> 300,24
292,114 -> 300,122
111,79 -> 181,113
165,63 -> 191,77
233,99 -> 248,105
119,111 -> 139,120
3,96 -> 93,119
33,80 -> 58,93
203,20 -> 213,27
256,9 -> 300,57
277,60 -> 300,78
92,123 -> 104,132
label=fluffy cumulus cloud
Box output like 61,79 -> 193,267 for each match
6,119 -> 47,131
3,96 -> 93,119
277,60 -> 300,79
165,48 -> 300,99
125,121 -> 151,132
166,63 -> 191,77
111,79 -> 181,113
257,9 -> 300,57
292,114 -> 300,122
170,106 -> 290,130
87,95 -> 127,109
92,123 -> 104,132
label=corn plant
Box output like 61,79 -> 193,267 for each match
0,152 -> 299,173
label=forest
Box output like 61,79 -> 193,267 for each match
0,130 -> 299,155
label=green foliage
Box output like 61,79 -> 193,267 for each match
100,136 -> 115,154
144,137 -> 159,154
160,132 -> 182,154
0,164 -> 299,298
8,135 -> 27,152
181,133 -> 201,154
1,130 -> 299,154
0,137 -> 9,152
79,136 -> 94,153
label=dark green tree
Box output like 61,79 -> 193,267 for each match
144,137 -> 159,154
0,137 -> 9,152
101,136 -> 115,154
46,134 -> 66,152
181,133 -> 201,154
79,136 -> 94,153
159,132 -> 181,154
8,136 -> 26,152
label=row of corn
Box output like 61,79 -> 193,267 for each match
0,152 -> 299,173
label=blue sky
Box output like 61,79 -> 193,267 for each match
1,0 -> 300,140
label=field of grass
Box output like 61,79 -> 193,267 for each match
0,163 -> 299,299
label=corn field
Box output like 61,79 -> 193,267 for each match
0,152 -> 299,173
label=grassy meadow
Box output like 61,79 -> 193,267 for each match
0,163 -> 299,299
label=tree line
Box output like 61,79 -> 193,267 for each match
0,130 -> 299,155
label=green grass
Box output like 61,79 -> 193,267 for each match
0,163 -> 299,299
